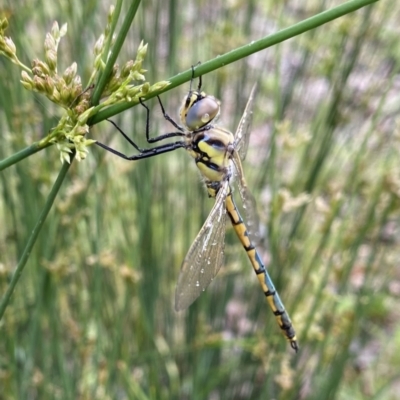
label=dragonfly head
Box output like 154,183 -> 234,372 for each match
180,91 -> 220,131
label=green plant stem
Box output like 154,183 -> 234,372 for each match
102,0 -> 123,72
91,0 -> 142,106
0,156 -> 74,320
0,142 -> 51,172
90,0 -> 379,124
0,0 -> 377,169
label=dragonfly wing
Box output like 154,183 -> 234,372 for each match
231,150 -> 261,244
234,83 -> 257,161
175,182 -> 229,311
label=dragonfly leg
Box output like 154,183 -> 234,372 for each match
96,97 -> 186,160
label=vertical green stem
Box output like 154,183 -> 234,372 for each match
0,157 -> 74,320
91,0 -> 142,106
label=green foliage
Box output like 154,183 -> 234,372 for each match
1,0 -> 398,399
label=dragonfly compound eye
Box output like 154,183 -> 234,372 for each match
185,96 -> 220,130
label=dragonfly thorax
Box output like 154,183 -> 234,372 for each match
189,127 -> 235,183
180,91 -> 220,130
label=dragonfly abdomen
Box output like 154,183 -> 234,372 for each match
225,190 -> 298,352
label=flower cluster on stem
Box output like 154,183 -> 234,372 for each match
0,7 -> 169,163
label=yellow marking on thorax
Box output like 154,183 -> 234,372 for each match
195,127 -> 234,182
197,163 -> 226,183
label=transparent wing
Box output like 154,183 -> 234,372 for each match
234,83 -> 257,161
175,182 -> 229,311
232,83 -> 260,242
231,150 -> 260,244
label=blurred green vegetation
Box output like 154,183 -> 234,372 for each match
1,0 -> 399,399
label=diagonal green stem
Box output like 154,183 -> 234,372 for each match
91,0 -> 142,106
0,142 -> 51,172
90,0 -> 379,124
0,0 -> 377,165
0,155 -> 74,320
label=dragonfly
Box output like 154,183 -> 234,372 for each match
96,72 -> 298,352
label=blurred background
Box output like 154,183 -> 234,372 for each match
1,0 -> 400,399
